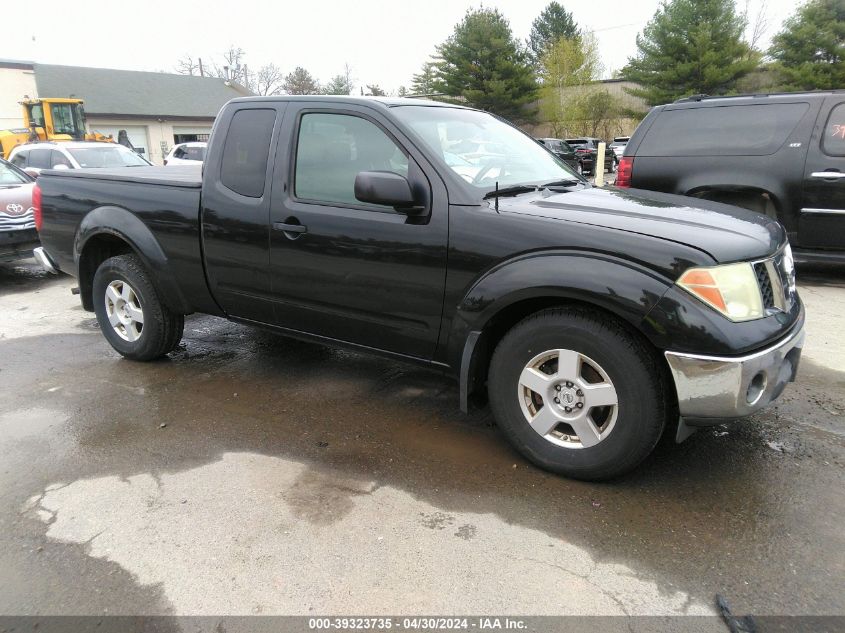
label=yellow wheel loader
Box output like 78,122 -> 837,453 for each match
0,98 -> 114,159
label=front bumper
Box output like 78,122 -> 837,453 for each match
664,321 -> 805,425
0,228 -> 39,263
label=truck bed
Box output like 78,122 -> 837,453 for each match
42,165 -> 202,188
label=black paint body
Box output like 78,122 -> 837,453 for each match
35,96 -> 803,403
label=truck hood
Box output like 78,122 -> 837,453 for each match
500,186 -> 784,263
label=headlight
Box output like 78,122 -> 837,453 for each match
677,262 -> 764,322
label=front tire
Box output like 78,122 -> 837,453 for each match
93,254 -> 184,361
488,308 -> 666,480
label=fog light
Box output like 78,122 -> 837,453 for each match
746,372 -> 767,405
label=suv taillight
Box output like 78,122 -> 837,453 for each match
32,183 -> 42,232
616,157 -> 634,188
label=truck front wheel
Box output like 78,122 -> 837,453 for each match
488,308 -> 666,480
93,254 -> 184,361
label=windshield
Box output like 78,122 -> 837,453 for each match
68,145 -> 151,168
392,106 -> 580,188
0,160 -> 29,185
50,103 -> 85,137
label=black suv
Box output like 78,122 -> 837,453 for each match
536,138 -> 580,172
618,91 -> 845,262
565,138 -> 616,175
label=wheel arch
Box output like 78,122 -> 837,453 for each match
683,183 -> 785,222
450,253 -> 674,412
76,206 -> 190,313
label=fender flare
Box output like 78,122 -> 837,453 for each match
448,251 -> 673,412
75,206 -> 191,313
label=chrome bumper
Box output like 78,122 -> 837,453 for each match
664,323 -> 805,424
33,246 -> 59,274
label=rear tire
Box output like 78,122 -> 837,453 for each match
488,308 -> 666,480
93,254 -> 184,361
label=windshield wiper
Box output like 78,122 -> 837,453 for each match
482,184 -> 538,200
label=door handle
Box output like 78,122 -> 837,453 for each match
273,221 -> 307,234
810,171 -> 845,179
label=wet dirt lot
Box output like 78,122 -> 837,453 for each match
0,259 -> 842,619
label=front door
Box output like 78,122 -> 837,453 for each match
800,98 -> 845,250
267,105 -> 448,359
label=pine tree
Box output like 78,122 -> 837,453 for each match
411,61 -> 439,95
527,2 -> 579,67
283,67 -> 320,95
622,0 -> 757,105
770,0 -> 845,91
433,8 -> 538,121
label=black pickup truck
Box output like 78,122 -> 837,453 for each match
33,96 -> 804,480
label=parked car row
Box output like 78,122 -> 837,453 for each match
536,136 -> 619,176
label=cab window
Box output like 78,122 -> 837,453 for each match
294,112 -> 409,208
220,109 -> 276,198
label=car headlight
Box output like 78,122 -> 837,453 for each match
677,262 -> 764,322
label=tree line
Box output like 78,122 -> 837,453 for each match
175,0 -> 844,134
175,48 -> 387,97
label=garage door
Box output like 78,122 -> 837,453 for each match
88,125 -> 150,160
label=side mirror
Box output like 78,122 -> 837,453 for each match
23,168 -> 40,179
52,164 -> 69,170
354,171 -> 421,212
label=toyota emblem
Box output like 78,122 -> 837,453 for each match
5,203 -> 27,217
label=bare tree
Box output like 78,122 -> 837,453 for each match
175,55 -> 200,76
744,0 -> 769,53
254,63 -> 285,96
212,46 -> 250,87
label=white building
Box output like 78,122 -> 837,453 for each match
0,59 -> 252,165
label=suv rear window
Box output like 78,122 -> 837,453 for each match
637,103 -> 809,157
822,102 -> 845,156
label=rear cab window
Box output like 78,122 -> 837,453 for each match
637,102 -> 810,156
220,109 -> 276,198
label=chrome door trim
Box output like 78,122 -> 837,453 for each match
801,207 -> 845,215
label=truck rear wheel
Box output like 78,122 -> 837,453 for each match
93,254 -> 184,361
488,308 -> 666,480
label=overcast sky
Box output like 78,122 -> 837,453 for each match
5,0 -> 797,93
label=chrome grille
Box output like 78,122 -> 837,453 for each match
0,213 -> 35,230
754,263 -> 775,310
754,246 -> 795,313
